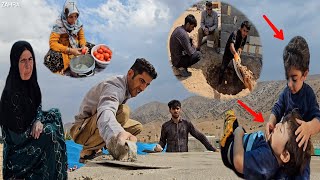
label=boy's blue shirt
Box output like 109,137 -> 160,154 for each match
272,82 -> 320,123
243,131 -> 279,180
271,82 -> 319,179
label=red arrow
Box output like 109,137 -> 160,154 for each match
263,15 -> 284,40
237,100 -> 264,123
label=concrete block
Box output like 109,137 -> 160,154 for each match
249,45 -> 256,54
230,6 -> 244,16
221,4 -> 229,15
227,5 -> 231,15
249,36 -> 261,46
221,14 -> 237,25
243,44 -> 249,54
257,46 -> 263,55
248,26 -> 259,37
212,2 -> 220,9
234,15 -> 248,27
221,24 -> 236,33
220,31 -> 230,48
253,26 -> 260,36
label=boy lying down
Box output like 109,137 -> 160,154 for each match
219,110 -> 311,179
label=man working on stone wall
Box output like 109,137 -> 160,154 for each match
153,100 -> 218,152
70,58 -> 158,163
197,1 -> 220,53
218,21 -> 250,85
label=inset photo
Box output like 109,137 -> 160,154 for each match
168,1 -> 262,99
44,0 -> 113,78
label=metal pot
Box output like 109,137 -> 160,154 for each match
70,54 -> 95,77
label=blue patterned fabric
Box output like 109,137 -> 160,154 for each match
2,105 -> 67,180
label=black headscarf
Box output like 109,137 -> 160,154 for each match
0,41 -> 41,133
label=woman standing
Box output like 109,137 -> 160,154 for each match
0,41 -> 67,179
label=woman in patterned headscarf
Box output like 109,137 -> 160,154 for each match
0,41 -> 67,179
44,0 -> 94,74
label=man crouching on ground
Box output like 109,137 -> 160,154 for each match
70,58 -> 157,163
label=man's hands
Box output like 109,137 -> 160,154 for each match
237,49 -> 242,56
234,52 -> 240,62
117,131 -> 137,145
204,28 -> 209,35
154,144 -> 163,152
107,131 -> 138,161
213,148 -> 220,152
31,120 -> 43,139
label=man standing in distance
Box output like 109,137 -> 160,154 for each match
154,100 -> 218,152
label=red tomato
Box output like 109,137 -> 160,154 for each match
82,48 -> 86,55
93,51 -> 98,56
95,54 -> 101,59
107,57 -> 111,61
97,48 -> 103,54
100,46 -> 107,53
103,53 -> 110,60
98,55 -> 104,61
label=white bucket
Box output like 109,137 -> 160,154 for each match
207,40 -> 214,48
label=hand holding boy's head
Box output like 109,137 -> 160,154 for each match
272,110 -> 311,176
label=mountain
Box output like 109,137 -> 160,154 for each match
130,101 -> 169,124
63,75 -> 320,143
132,75 -> 320,142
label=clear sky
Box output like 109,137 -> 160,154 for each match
0,0 -> 319,123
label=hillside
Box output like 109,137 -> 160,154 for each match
63,75 -> 320,144
132,75 -> 320,143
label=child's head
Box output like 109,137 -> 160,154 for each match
283,36 -> 310,94
270,110 -> 311,176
